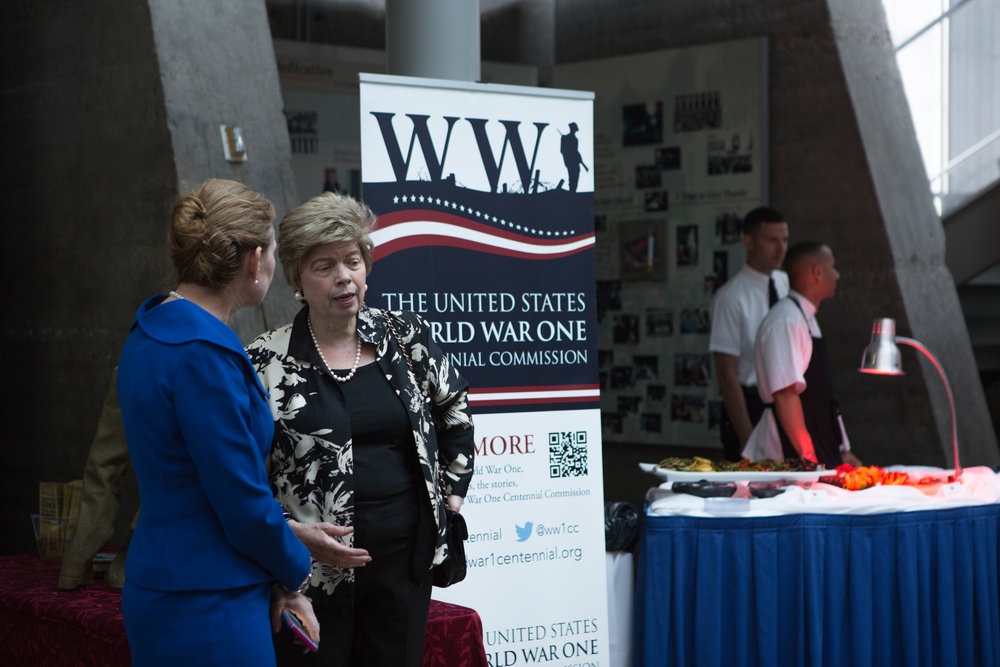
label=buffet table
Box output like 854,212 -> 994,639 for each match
634,466 -> 1000,667
0,553 -> 487,666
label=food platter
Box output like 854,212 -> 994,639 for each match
639,462 -> 830,483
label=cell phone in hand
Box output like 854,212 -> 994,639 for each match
281,609 -> 319,652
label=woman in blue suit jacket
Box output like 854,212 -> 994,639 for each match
117,179 -> 318,666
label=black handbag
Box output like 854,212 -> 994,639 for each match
433,505 -> 469,587
382,310 -> 469,588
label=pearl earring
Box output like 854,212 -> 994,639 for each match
294,291 -> 305,303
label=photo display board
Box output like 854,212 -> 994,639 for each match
553,37 -> 768,447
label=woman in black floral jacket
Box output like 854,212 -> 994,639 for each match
246,192 -> 475,667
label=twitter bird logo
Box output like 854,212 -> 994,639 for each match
515,522 -> 534,542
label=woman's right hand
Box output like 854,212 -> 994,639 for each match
270,586 -> 320,652
289,520 -> 372,570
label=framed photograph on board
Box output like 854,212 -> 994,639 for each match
620,219 -> 665,280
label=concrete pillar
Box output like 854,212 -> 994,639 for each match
145,0 -> 301,339
825,0 -> 999,469
0,0 -> 301,555
386,0 -> 481,81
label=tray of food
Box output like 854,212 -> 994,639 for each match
639,456 -> 829,483
817,464 -> 953,492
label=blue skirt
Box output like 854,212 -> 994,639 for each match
123,579 -> 275,667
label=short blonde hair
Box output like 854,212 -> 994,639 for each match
278,192 -> 376,293
168,179 -> 275,289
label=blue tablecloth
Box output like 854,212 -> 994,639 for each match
634,504 -> 1000,667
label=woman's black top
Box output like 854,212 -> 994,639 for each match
337,361 -> 423,556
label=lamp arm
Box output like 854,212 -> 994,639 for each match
896,337 -> 961,478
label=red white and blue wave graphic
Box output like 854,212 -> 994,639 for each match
371,209 -> 594,262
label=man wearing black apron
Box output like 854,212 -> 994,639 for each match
776,297 -> 842,467
742,242 -> 862,469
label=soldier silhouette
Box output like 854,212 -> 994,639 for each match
560,122 -> 588,192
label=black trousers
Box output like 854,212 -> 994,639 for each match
273,544 -> 434,667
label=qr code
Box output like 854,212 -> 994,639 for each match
548,431 -> 588,478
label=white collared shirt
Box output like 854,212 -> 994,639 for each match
709,264 -> 790,386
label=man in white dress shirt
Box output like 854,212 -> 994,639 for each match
743,242 -> 862,468
709,207 -> 790,461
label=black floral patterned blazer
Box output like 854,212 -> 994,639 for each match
246,305 -> 475,596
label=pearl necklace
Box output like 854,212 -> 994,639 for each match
307,315 -> 362,383
169,290 -> 185,300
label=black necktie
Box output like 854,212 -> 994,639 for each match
768,276 -> 778,308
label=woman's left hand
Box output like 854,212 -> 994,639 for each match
447,494 -> 463,512
289,520 -> 372,569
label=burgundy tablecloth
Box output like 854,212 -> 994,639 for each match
0,554 -> 487,667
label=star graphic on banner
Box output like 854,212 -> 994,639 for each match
383,187 -> 581,239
